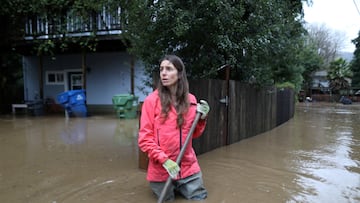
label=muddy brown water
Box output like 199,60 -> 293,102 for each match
0,103 -> 359,203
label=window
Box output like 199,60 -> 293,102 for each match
46,71 -> 64,85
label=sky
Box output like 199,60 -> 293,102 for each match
303,0 -> 360,52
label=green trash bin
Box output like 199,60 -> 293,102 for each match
112,94 -> 139,119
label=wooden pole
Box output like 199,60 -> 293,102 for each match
81,50 -> 87,91
130,55 -> 135,95
38,55 -> 44,100
138,102 -> 149,170
224,65 -> 230,145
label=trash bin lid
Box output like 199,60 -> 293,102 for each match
112,94 -> 134,105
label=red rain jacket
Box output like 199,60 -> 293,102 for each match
138,90 -> 207,182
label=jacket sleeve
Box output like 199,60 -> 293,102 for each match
192,116 -> 207,139
190,96 -> 207,139
138,97 -> 169,164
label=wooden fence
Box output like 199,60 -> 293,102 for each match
190,79 -> 295,155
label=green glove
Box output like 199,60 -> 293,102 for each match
197,100 -> 210,119
162,159 -> 180,179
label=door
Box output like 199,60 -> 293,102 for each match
69,72 -> 83,90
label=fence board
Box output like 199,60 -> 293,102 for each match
276,88 -> 295,126
189,79 -> 227,154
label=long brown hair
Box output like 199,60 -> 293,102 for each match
158,55 -> 189,127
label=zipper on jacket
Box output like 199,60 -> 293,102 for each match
157,129 -> 160,146
179,128 -> 182,150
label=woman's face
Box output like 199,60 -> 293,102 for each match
160,60 -> 179,87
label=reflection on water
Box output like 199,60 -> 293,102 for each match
198,102 -> 360,203
113,119 -> 138,147
288,103 -> 360,203
0,103 -> 359,203
60,118 -> 87,144
0,115 -> 146,203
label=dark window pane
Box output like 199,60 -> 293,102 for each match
48,74 -> 55,82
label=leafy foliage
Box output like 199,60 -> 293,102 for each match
0,1 -> 29,113
124,0 -> 311,91
297,41 -> 323,93
350,31 -> 360,88
328,58 -> 352,93
0,51 -> 24,113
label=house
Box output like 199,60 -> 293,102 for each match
309,53 -> 355,102
16,6 -> 152,115
311,70 -> 330,94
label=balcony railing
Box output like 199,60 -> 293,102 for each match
24,7 -> 124,40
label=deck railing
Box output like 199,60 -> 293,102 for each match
24,6 -> 124,40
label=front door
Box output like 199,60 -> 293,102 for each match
69,72 -> 83,90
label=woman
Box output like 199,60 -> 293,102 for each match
138,55 -> 210,201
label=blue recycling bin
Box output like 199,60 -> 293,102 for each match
57,91 -> 72,113
57,89 -> 87,117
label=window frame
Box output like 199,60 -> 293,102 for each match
46,71 -> 64,85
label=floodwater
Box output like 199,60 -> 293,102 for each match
0,103 -> 359,203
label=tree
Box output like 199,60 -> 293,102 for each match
0,0 -> 29,113
124,0 -> 310,90
298,42 -> 323,94
305,23 -> 347,67
350,31 -> 360,88
328,58 -> 352,94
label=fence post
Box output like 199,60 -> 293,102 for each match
218,65 -> 231,145
224,66 -> 230,145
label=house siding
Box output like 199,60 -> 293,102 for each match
23,51 -> 151,109
23,57 -> 41,101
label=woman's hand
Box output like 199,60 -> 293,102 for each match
197,100 -> 210,119
162,159 -> 180,179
